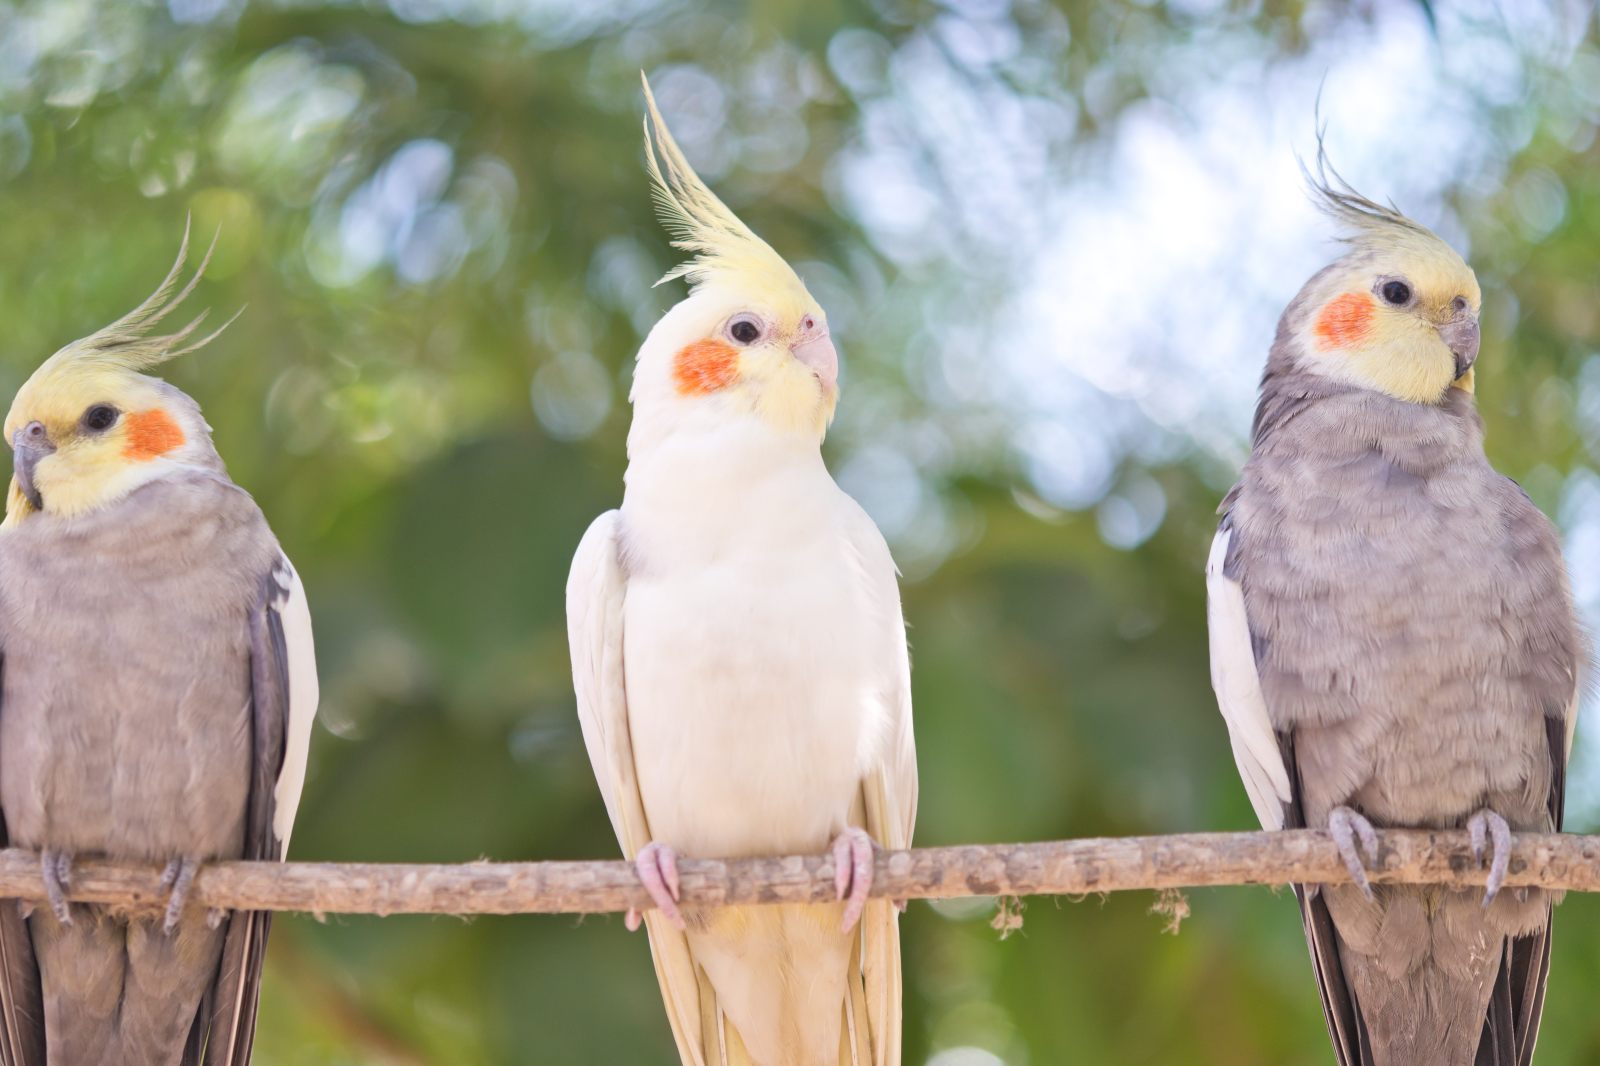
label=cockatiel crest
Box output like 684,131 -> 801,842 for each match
3,224 -> 234,524
633,73 -> 839,442
1284,141 -> 1482,406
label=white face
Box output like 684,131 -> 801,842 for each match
632,287 -> 840,439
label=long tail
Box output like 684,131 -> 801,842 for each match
1297,889 -> 1551,1066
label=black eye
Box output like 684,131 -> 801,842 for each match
1380,280 -> 1412,305
727,314 -> 763,346
1452,296 -> 1468,313
81,404 -> 118,432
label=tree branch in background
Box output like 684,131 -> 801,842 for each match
5,831 -> 1597,919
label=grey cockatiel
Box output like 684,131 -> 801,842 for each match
1208,155 -> 1583,1066
0,233 -> 319,1066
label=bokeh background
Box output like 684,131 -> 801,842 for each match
0,0 -> 1597,1062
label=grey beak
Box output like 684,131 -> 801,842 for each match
1440,315 -> 1480,380
12,421 -> 54,511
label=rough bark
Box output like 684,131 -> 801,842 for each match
4,831 -> 1593,918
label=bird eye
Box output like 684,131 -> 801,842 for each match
1452,295 -> 1468,313
81,404 -> 118,432
726,314 -> 764,346
1380,280 -> 1412,305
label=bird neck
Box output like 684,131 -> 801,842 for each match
620,415 -> 836,570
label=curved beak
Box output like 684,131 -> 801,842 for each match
791,332 -> 838,392
12,421 -> 54,511
1440,314 -> 1480,381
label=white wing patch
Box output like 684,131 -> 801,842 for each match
566,511 -> 636,848
1206,526 -> 1291,831
270,555 -> 320,850
566,513 -> 706,1065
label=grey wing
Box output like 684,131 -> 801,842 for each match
1205,519 -> 1291,831
198,554 -> 319,1066
1208,516 -> 1367,1065
1479,493 -> 1579,1066
1475,698 -> 1572,1066
0,655 -> 43,1066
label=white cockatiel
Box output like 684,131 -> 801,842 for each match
566,77 -> 917,1066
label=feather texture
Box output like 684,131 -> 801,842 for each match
1205,522 -> 1291,831
567,420 -> 915,1065
1212,345 -> 1580,1064
0,474 -> 314,1066
32,221 -> 237,380
641,73 -> 811,306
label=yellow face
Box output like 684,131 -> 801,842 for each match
1299,235 -> 1483,404
668,284 -> 840,437
4,368 -> 193,521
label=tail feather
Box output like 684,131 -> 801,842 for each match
1295,886 -> 1368,1066
0,903 -> 41,1066
198,910 -> 271,1066
1477,916 -> 1552,1066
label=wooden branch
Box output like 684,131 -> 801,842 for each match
5,831 -> 1598,918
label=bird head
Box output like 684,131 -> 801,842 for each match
3,228 -> 230,525
1284,146 -> 1482,405
628,74 -> 838,443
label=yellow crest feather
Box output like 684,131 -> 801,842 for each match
1300,130 -> 1470,279
32,220 -> 237,384
640,73 -> 810,304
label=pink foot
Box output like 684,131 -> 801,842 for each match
627,842 -> 683,931
831,828 -> 877,933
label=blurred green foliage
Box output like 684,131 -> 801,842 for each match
0,0 -> 1597,1063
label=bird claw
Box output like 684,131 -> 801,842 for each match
628,842 -> 683,932
1327,807 -> 1380,901
830,828 -> 877,934
1467,809 -> 1513,906
160,857 -> 201,934
40,850 -> 74,925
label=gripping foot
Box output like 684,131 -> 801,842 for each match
1327,807 -> 1381,901
627,842 -> 683,932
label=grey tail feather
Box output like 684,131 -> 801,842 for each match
1475,917 -> 1552,1066
1294,885 -> 1369,1066
0,697 -> 44,1066
1280,729 -> 1370,1066
200,909 -> 271,1066
0,901 -> 42,1066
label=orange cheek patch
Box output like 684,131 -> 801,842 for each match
122,409 -> 186,460
1314,292 -> 1375,350
672,340 -> 740,396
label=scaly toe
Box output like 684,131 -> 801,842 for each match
830,828 -> 877,933
1327,807 -> 1378,901
162,857 -> 201,935
1467,810 -> 1513,906
40,851 -> 73,926
633,843 -> 684,931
